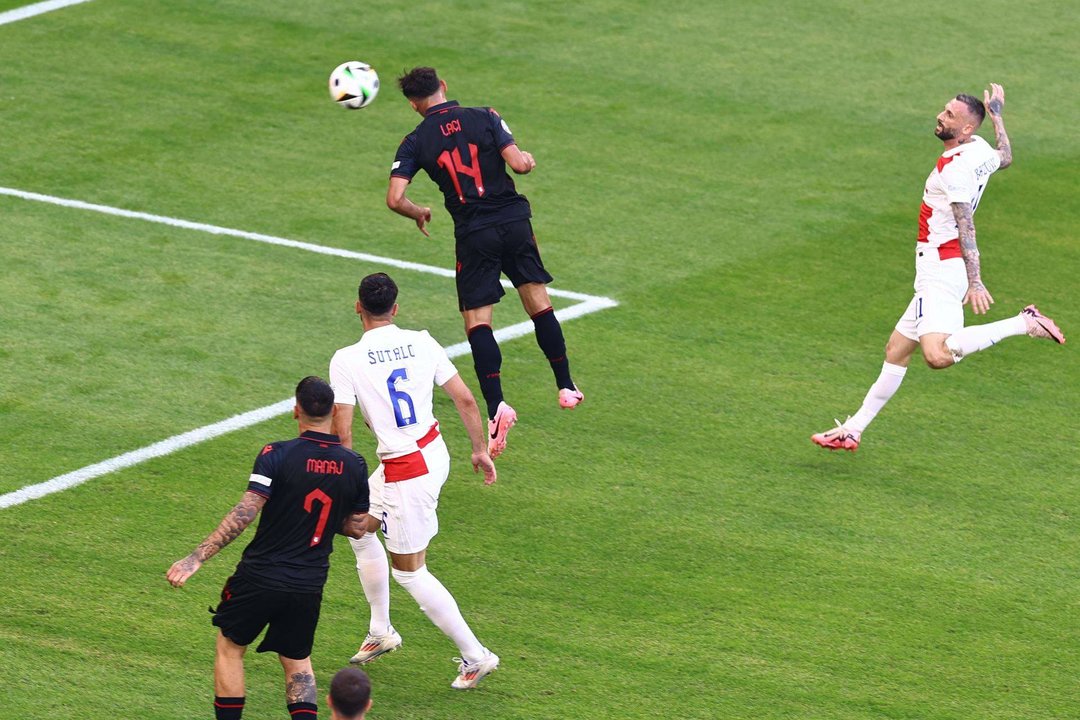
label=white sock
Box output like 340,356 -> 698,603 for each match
392,566 -> 485,663
846,362 -> 908,433
945,315 -> 1027,362
350,533 -> 392,636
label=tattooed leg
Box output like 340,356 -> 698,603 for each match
281,656 -> 317,705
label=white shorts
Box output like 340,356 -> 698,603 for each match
365,435 -> 450,554
895,252 -> 966,340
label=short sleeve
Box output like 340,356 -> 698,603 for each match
422,331 -> 458,386
351,457 -> 370,513
941,161 -> 977,204
489,108 -> 516,150
391,133 -> 420,179
248,443 -> 280,498
329,351 -> 356,406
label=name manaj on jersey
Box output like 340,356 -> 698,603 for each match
240,431 -> 368,593
391,100 -> 532,238
917,134 -> 1001,249
330,324 -> 459,460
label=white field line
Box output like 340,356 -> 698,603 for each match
0,186 -> 611,304
0,187 -> 618,509
0,0 -> 92,26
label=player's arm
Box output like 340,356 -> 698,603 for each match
983,83 -> 1012,169
386,176 -> 432,237
166,491 -> 267,587
500,144 -> 536,175
952,201 -> 994,315
440,374 -> 497,485
332,402 -> 356,449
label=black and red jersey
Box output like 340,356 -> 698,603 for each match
235,430 -> 368,593
392,100 -> 532,238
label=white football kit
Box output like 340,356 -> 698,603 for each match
330,324 -> 459,554
896,134 -> 1002,339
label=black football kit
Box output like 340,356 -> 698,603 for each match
211,431 -> 368,658
392,100 -> 553,310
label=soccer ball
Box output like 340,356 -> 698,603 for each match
328,61 -> 380,110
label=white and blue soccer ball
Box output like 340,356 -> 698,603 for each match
328,61 -> 380,110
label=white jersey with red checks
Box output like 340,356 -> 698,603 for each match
917,134 -> 1001,249
330,324 -> 459,461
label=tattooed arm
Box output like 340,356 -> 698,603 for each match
952,201 -> 995,315
984,83 -> 1012,169
166,491 -> 267,587
340,512 -> 376,539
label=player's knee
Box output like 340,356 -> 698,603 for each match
884,335 -> 916,365
923,351 -> 953,370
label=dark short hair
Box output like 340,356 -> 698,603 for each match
330,667 -> 372,717
359,273 -> 398,316
955,93 -> 985,127
295,376 -> 334,418
398,67 -> 441,99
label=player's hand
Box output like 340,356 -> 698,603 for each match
471,451 -> 497,486
520,151 -> 536,173
415,208 -> 432,237
341,512 -> 370,539
166,554 -> 202,588
963,283 -> 995,315
984,83 -> 1005,116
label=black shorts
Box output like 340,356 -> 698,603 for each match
210,574 -> 322,660
455,219 -> 553,311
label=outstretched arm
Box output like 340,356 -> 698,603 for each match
386,176 -> 432,237
166,491 -> 267,587
984,83 -> 1012,169
440,374 -> 497,485
952,201 -> 994,315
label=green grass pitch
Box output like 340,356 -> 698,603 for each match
0,1 -> 1077,718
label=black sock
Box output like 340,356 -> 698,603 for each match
467,324 -> 504,418
287,701 -> 317,719
531,307 -> 574,390
214,696 -> 244,720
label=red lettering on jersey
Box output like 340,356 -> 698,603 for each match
261,445 -> 273,455
440,119 -> 462,137
306,458 -> 344,475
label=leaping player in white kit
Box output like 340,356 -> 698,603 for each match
330,272 -> 500,689
812,83 -> 1065,452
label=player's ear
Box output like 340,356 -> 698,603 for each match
356,300 -> 363,316
293,404 -> 300,420
391,303 -> 399,317
440,79 -> 447,95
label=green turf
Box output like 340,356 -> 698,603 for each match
1,0 -> 1077,718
